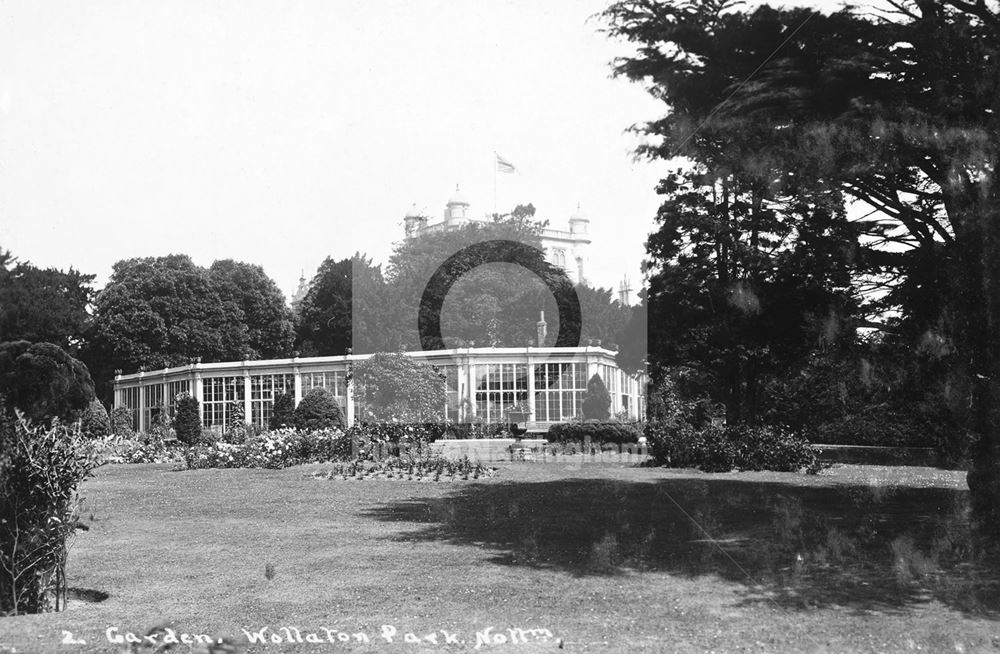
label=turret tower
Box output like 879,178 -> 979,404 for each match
443,184 -> 470,226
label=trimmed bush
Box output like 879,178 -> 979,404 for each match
807,410 -> 931,447
645,421 -> 733,470
173,393 -> 202,445
270,391 -> 295,430
80,399 -> 111,438
548,421 -> 642,445
0,341 -> 95,423
440,422 -> 510,440
581,374 -> 611,420
726,424 -> 818,472
293,388 -> 344,431
645,421 -> 818,473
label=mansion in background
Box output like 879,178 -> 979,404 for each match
144,188 -> 647,436
403,186 -> 592,285
291,186 -> 636,310
113,346 -> 646,434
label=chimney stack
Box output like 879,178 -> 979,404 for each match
536,310 -> 548,347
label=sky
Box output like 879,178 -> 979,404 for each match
0,0 -> 849,302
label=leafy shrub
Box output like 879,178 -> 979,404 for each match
645,421 -> 818,473
200,426 -> 222,445
0,341 -> 95,423
109,406 -> 135,437
0,413 -> 103,614
352,352 -> 446,422
548,422 -> 642,445
581,374 -> 611,420
645,421 -> 734,471
147,405 -> 173,443
270,391 -> 295,429
173,392 -> 201,445
223,401 -> 249,443
726,424 -> 819,472
93,435 -> 182,465
80,399 -> 111,438
441,422 -> 510,439
293,388 -> 344,431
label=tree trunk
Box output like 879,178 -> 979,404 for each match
966,188 -> 1000,546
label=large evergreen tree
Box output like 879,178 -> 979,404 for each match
603,0 -> 1000,535
295,253 -> 386,356
0,247 -> 94,351
0,341 -> 95,423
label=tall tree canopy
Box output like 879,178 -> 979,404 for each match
89,255 -> 293,377
603,0 -> 1000,533
296,253 -> 387,356
352,352 -> 447,423
0,247 -> 94,351
383,210 -> 555,350
376,209 -> 632,351
208,259 -> 295,359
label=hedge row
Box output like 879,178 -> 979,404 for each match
547,422 -> 643,445
645,422 -> 819,473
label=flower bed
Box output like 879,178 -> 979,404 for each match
311,455 -> 497,482
180,429 -> 348,470
93,435 -> 184,465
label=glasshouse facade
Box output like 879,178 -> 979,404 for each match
113,346 -> 646,433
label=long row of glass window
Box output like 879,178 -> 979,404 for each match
120,361 -> 634,430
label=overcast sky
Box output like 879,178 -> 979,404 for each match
0,0 -> 849,302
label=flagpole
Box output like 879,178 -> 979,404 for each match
493,151 -> 497,218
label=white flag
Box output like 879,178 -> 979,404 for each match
495,152 -> 516,174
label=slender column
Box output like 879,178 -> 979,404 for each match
137,371 -> 146,433
192,362 -> 204,426
526,348 -> 536,422
344,357 -> 355,427
243,368 -> 252,425
466,353 -> 477,420
457,360 -> 466,422
587,350 -> 599,387
293,367 -> 303,406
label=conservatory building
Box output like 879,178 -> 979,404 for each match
113,346 -> 645,434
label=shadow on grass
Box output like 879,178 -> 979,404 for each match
66,587 -> 109,603
364,476 -> 1000,616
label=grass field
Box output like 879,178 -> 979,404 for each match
0,460 -> 998,653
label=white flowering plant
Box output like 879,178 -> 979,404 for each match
180,428 -> 349,470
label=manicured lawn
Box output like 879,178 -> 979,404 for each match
0,460 -> 997,653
